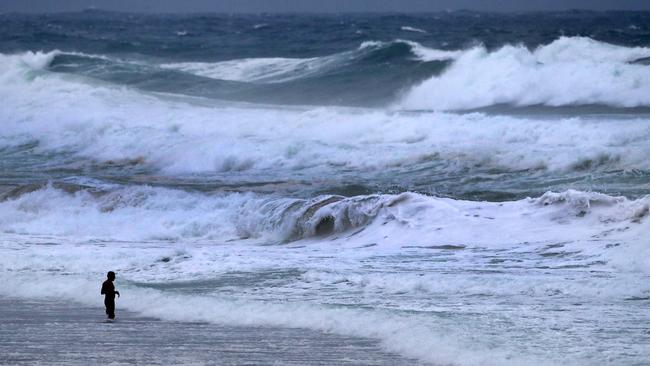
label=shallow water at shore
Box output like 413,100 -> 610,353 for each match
0,297 -> 422,365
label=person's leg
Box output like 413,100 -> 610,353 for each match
105,298 -> 115,319
108,300 -> 115,319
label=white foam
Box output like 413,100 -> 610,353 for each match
1,186 -> 648,365
161,57 -> 324,83
1,183 -> 647,249
1,184 -> 648,365
400,37 -> 650,110
400,26 -> 428,33
360,39 -> 461,61
0,184 -> 254,242
3,55 -> 650,176
398,39 -> 463,61
162,39 -> 383,83
0,50 -> 59,84
0,270 -> 534,366
162,40 -> 459,83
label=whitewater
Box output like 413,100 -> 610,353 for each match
1,10 -> 650,366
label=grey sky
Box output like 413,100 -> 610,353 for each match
2,0 -> 650,13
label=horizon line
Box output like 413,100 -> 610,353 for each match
2,8 -> 650,15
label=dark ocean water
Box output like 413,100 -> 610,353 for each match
1,11 -> 650,366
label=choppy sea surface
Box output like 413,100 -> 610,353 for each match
1,10 -> 650,365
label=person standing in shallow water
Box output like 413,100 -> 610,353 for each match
101,271 -> 120,320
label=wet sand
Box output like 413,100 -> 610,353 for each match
0,297 -> 422,365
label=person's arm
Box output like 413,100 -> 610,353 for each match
115,290 -> 120,298
101,282 -> 106,295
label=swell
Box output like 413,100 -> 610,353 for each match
158,40 -> 457,83
1,183 -> 648,246
3,53 -> 650,199
45,41 -> 450,107
19,36 -> 650,110
0,183 -> 411,243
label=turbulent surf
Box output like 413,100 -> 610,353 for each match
1,10 -> 650,366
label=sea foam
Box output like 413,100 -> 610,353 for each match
400,37 -> 650,110
2,51 -> 650,179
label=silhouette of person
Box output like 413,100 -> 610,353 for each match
101,271 -> 120,320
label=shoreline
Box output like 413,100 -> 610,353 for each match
0,297 -> 423,365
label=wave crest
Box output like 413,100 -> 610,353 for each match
161,40 -> 455,83
1,184 -> 647,245
400,37 -> 650,110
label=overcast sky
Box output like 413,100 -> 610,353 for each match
2,0 -> 650,13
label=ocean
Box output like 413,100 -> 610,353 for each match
1,10 -> 649,365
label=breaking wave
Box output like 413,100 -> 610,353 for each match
1,183 -> 648,246
160,40 -> 457,83
4,37 -> 649,110
400,37 -> 650,110
2,49 -> 650,200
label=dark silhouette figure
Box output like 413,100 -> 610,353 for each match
101,271 -> 120,320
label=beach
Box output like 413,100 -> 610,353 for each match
0,297 -> 420,365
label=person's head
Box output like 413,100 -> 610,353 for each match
107,271 -> 116,281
